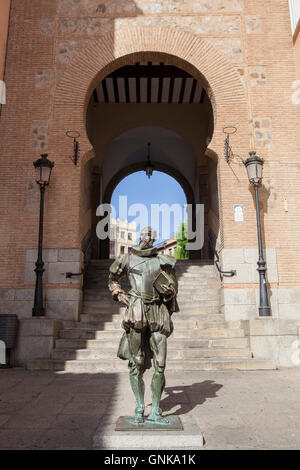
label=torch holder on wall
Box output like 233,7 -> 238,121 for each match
66,130 -> 80,166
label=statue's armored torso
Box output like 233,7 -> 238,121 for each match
108,247 -> 178,336
127,253 -> 161,303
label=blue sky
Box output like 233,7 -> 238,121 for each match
111,171 -> 187,244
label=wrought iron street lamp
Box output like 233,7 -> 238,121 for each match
32,154 -> 54,317
244,151 -> 271,317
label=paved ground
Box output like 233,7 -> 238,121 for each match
0,367 -> 300,450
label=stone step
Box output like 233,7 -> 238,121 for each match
81,305 -> 220,315
89,259 -> 214,264
82,293 -> 219,302
78,317 -> 241,330
84,287 -> 219,295
86,271 -> 217,278
77,313 -> 224,323
52,347 -> 250,361
84,265 -> 219,279
174,328 -> 245,339
27,358 -> 276,372
89,263 -> 216,269
82,299 -> 219,309
55,336 -> 250,350
82,299 -> 220,307
85,274 -> 218,282
177,295 -> 220,302
84,285 -> 220,293
84,266 -> 219,279
59,327 -> 245,340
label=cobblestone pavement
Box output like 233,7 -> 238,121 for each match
0,368 -> 300,450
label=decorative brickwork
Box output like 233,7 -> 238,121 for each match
249,66 -> 267,86
245,16 -> 262,34
253,117 -> 272,148
39,19 -> 55,37
30,121 -> 48,151
35,70 -> 52,89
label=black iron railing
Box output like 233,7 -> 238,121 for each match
208,232 -> 236,279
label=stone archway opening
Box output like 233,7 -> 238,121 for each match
82,57 -> 222,260
108,168 -> 188,259
82,122 -> 219,261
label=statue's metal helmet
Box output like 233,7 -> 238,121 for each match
140,226 -> 157,242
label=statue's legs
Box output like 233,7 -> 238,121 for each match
147,331 -> 169,424
127,328 -> 146,424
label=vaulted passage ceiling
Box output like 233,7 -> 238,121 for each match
93,62 -> 207,105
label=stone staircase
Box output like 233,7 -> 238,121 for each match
28,259 -> 276,372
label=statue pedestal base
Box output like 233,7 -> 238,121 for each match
92,415 -> 204,449
115,415 -> 183,431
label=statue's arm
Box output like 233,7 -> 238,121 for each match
161,265 -> 178,301
108,255 -> 130,306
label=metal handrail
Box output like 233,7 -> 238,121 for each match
208,233 -> 236,278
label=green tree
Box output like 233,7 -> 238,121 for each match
174,222 -> 189,259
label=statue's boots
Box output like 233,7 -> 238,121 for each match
129,361 -> 145,424
147,364 -> 169,424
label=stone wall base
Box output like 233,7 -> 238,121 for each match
221,287 -> 300,322
241,318 -> 300,368
0,288 -> 82,321
11,318 -> 63,367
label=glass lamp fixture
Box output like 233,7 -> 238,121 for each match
244,151 -> 264,184
33,153 -> 54,186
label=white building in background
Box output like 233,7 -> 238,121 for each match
289,0 -> 300,34
156,238 -> 177,257
289,0 -> 300,77
109,218 -> 137,258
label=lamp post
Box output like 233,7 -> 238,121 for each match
32,154 -> 54,317
144,142 -> 154,179
244,151 -> 271,317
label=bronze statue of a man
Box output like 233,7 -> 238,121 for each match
108,226 -> 179,425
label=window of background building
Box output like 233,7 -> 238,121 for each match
120,245 -> 125,254
128,232 -> 132,241
120,231 -> 125,239
109,241 -> 115,258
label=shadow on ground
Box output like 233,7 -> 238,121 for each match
160,380 -> 223,416
0,369 -> 121,450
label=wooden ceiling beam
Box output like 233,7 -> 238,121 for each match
200,87 -> 206,103
93,89 -> 98,103
113,77 -> 119,103
189,79 -> 197,104
168,77 -> 175,104
102,79 -> 109,103
124,76 -> 130,103
179,77 -> 186,104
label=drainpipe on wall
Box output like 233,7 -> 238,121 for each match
0,0 -> 11,112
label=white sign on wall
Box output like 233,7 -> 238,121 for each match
0,81 -> 6,105
234,204 -> 244,222
0,340 -> 6,365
